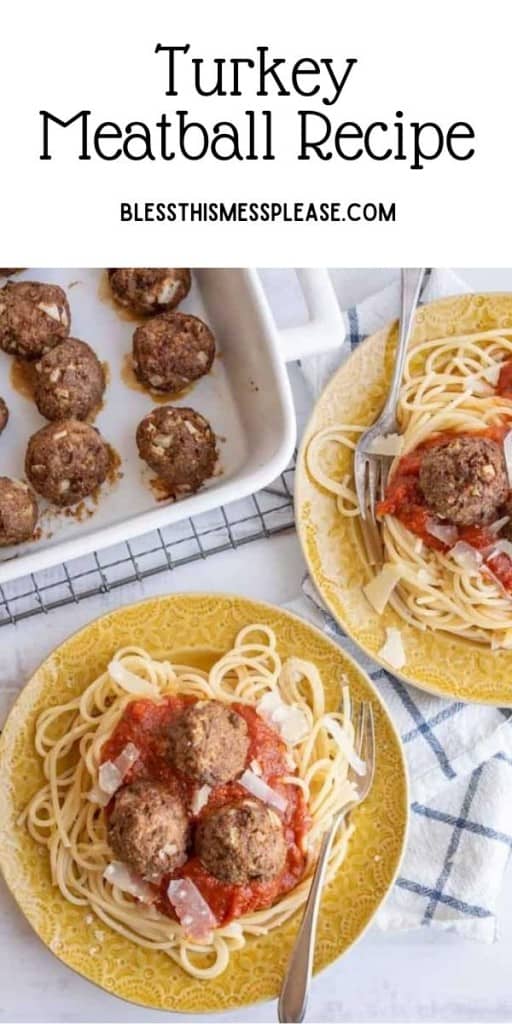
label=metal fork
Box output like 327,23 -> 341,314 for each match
354,269 -> 426,557
278,701 -> 376,1024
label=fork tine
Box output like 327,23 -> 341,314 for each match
354,450 -> 368,522
367,459 -> 379,526
362,704 -> 376,787
355,702 -> 368,758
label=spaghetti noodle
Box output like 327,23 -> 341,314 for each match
21,626 -> 359,979
307,327 -> 512,645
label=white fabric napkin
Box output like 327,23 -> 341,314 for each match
294,269 -> 512,941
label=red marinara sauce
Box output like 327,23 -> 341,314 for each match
376,425 -> 512,592
497,359 -> 512,400
101,696 -> 310,926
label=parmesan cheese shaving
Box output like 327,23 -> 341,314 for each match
426,520 -> 458,546
363,564 -> 402,614
369,433 -> 404,457
191,785 -> 211,815
108,659 -> 159,697
504,431 -> 512,488
450,541 -> 483,575
239,770 -> 287,813
103,862 -> 154,903
378,627 -> 406,670
167,878 -> 217,941
256,690 -> 309,746
489,538 -> 512,560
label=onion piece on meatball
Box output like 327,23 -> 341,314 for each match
419,435 -> 508,526
108,268 -> 191,316
168,701 -> 249,785
196,800 -> 287,884
107,779 -> 189,882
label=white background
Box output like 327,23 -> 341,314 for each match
1,268 -> 512,1023
0,0 -> 511,265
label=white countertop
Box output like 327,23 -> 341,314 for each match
1,268 -> 512,1023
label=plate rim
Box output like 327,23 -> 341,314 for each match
0,591 -> 409,1015
295,291 -> 512,707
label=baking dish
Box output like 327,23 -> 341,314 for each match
0,268 -> 344,584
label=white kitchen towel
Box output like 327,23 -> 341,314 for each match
294,269 -> 512,941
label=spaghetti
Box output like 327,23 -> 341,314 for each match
21,626 -> 359,979
307,327 -> 512,645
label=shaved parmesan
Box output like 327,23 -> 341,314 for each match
322,715 -> 366,776
239,770 -> 287,813
249,759 -> 262,776
363,564 -> 401,614
489,539 -> 512,560
504,431 -> 512,487
91,743 -> 140,806
490,516 -> 510,535
378,627 -> 406,670
257,690 -> 309,746
167,878 -> 217,941
369,433 -> 404,457
98,761 -> 122,796
37,301 -> 64,322
492,629 -> 512,650
108,659 -> 159,697
103,862 -> 153,903
482,363 -> 502,386
450,542 -> 482,575
191,785 -> 211,815
426,520 -> 458,546
157,280 -> 179,305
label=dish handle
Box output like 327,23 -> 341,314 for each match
279,269 -> 345,362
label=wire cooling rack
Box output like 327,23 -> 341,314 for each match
0,454 -> 297,628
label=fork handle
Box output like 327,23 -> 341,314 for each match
381,268 -> 426,421
278,822 -> 339,1023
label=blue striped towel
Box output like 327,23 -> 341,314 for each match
292,269 -> 512,941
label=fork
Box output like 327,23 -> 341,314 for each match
278,700 -> 376,1024
354,269 -> 426,553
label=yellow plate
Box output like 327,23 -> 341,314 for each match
296,292 -> 512,706
0,593 -> 408,1015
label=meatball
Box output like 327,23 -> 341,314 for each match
108,268 -> 191,315
25,420 -> 110,506
196,800 -> 287,884
34,338 -> 105,421
133,312 -> 215,393
0,477 -> 38,546
136,406 -> 217,497
419,436 -> 508,526
108,780 -> 189,882
0,281 -> 70,359
168,701 -> 249,785
0,397 -> 8,434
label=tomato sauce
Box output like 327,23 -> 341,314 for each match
101,696 -> 309,926
497,359 -> 512,399
376,426 -> 512,592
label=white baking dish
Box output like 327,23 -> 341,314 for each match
0,268 -> 343,584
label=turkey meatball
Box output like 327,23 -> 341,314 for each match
419,435 -> 508,526
133,311 -> 215,393
136,406 -> 217,497
34,338 -> 105,421
0,397 -> 8,434
0,281 -> 70,359
168,701 -> 249,785
108,268 -> 191,315
0,477 -> 38,546
196,800 -> 287,884
25,420 -> 110,506
108,779 -> 189,882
